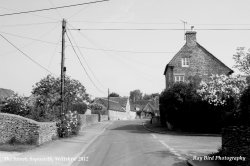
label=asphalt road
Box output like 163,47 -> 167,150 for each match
72,120 -> 187,166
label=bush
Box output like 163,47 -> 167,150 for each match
239,85 -> 250,125
70,103 -> 87,114
160,82 -> 222,133
1,93 -> 30,116
89,103 -> 106,115
57,111 -> 81,138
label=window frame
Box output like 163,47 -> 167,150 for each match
174,75 -> 185,83
181,57 -> 190,67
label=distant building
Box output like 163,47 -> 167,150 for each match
163,31 -> 233,89
94,97 -> 136,120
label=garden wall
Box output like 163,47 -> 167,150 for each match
0,113 -> 57,145
222,126 -> 250,166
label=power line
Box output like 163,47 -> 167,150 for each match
70,28 -> 250,31
70,20 -> 182,25
0,0 -> 109,17
0,6 -> 58,21
0,31 -> 175,54
0,21 -> 59,28
66,28 -> 106,89
0,33 -> 55,75
65,31 -> 105,95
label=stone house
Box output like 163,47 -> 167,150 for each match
164,31 -> 233,89
143,97 -> 159,117
94,97 -> 136,120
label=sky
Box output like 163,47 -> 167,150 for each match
0,0 -> 250,98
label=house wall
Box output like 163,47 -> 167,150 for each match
169,44 -> 232,83
108,110 -> 128,120
222,126 -> 250,166
0,113 -> 57,145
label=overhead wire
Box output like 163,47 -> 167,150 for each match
0,0 -> 109,17
68,24 -> 158,81
70,28 -> 250,31
65,31 -> 106,95
0,30 -> 175,54
0,33 -> 55,75
0,6 -> 58,21
66,27 -> 106,89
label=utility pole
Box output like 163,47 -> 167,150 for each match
107,88 -> 110,110
61,19 -> 66,116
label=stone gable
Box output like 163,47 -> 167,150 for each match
164,31 -> 233,89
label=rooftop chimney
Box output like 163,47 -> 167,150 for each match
185,31 -> 197,47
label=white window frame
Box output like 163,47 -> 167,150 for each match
174,75 -> 185,82
181,58 -> 190,67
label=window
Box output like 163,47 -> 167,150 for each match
174,75 -> 185,82
181,58 -> 190,67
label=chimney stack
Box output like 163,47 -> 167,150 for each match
185,31 -> 197,47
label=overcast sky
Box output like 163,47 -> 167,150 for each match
0,0 -> 250,98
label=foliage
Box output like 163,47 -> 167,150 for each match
233,47 -> 250,75
26,106 -> 60,122
89,103 -> 106,115
239,85 -> 250,125
1,93 -> 30,116
70,103 -> 88,114
130,89 -> 143,102
197,74 -> 247,108
160,82 -> 222,133
109,92 -> 120,97
143,93 -> 159,100
32,74 -> 90,116
57,111 -> 81,138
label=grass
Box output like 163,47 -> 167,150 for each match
0,143 -> 36,152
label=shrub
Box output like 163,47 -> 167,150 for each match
89,103 -> 106,115
239,85 -> 250,125
1,93 -> 30,116
71,103 -> 88,114
57,111 -> 81,138
160,82 -> 222,133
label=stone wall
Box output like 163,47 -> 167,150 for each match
0,113 -> 57,145
222,126 -> 250,166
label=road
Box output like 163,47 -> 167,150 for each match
72,120 -> 187,166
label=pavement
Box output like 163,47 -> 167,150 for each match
0,121 -> 112,166
143,121 -> 223,166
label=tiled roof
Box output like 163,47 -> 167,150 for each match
94,97 -> 127,112
109,97 -> 128,108
130,99 -> 149,111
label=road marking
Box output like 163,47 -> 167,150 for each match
151,134 -> 157,139
159,140 -> 185,160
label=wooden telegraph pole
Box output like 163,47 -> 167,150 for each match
61,19 -> 66,116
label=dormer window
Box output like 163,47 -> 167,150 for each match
182,58 -> 190,67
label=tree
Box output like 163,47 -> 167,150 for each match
109,92 -> 119,97
32,75 -> 90,113
233,47 -> 250,75
130,89 -> 143,102
143,93 -> 159,100
1,93 -> 30,116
